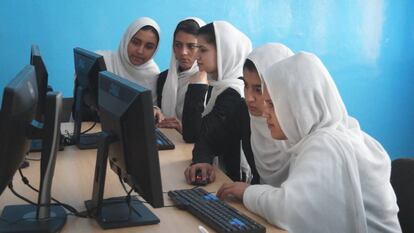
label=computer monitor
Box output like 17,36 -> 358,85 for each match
30,44 -> 48,122
73,47 -> 106,149
0,65 -> 66,232
29,44 -> 64,153
85,71 -> 163,229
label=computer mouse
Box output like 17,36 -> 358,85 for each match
191,169 -> 209,186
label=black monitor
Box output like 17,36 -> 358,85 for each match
30,44 -> 48,122
85,71 -> 163,229
29,44 -> 64,153
73,47 -> 106,149
0,65 -> 66,232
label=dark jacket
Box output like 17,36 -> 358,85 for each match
183,82 -> 259,183
156,69 -> 168,108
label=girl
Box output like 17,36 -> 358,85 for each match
156,17 -> 205,133
217,52 -> 401,232
184,21 -> 255,183
74,17 -> 162,121
97,17 -> 161,104
243,43 -> 293,186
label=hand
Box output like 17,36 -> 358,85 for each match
184,163 -> 215,184
153,106 -> 165,123
157,117 -> 182,134
189,71 -> 208,84
216,182 -> 249,201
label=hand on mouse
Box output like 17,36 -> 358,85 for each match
184,163 -> 215,185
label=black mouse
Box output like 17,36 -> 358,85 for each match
191,169 -> 209,186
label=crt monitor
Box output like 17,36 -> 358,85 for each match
73,47 -> 106,149
85,71 -> 163,229
0,65 -> 66,232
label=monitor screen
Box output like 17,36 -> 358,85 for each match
0,65 -> 38,195
98,70 -> 163,208
30,44 -> 48,122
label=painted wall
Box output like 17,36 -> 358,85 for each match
0,0 -> 413,158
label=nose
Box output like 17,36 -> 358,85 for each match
262,106 -> 270,119
181,46 -> 189,55
196,50 -> 202,60
245,90 -> 255,103
136,45 -> 144,54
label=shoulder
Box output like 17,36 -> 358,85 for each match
294,130 -> 351,167
158,69 -> 168,80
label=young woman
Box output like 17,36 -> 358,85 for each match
217,52 -> 401,232
243,43 -> 293,186
73,17 -> 162,121
156,17 -> 205,133
183,21 -> 256,183
97,17 -> 161,104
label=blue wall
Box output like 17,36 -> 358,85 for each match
1,0 -> 413,158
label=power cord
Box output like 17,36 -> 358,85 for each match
15,169 -> 89,218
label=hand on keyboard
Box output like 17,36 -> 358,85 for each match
216,182 -> 249,201
168,188 -> 266,233
157,117 -> 182,134
185,163 -> 215,185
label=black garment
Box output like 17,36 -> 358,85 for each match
156,69 -> 168,108
183,83 -> 259,183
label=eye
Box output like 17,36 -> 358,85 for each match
253,86 -> 262,93
265,100 -> 274,108
145,43 -> 155,50
173,42 -> 182,49
188,43 -> 198,50
131,38 -> 140,45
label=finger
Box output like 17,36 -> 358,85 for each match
189,165 -> 197,182
217,183 -> 233,199
208,168 -> 216,182
184,167 -> 191,184
201,167 -> 208,181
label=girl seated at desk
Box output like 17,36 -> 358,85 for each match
73,17 -> 163,121
156,17 -> 206,133
217,52 -> 401,232
183,21 -> 256,182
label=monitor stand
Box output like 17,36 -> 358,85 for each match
0,92 -> 66,233
73,86 -> 101,150
84,132 -> 159,229
0,205 -> 66,233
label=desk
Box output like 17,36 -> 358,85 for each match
0,123 -> 286,233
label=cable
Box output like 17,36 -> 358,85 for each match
16,169 -> 89,218
80,121 -> 97,135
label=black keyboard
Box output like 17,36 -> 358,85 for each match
77,132 -> 103,149
155,128 -> 175,150
168,188 -> 266,233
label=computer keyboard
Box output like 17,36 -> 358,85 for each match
168,188 -> 266,233
155,128 -> 175,150
77,132 -> 103,149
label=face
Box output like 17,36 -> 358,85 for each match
262,84 -> 287,140
173,31 -> 199,71
196,35 -> 217,77
243,68 -> 263,116
127,29 -> 158,66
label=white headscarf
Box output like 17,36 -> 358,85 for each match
202,21 -> 252,116
246,43 -> 293,186
161,17 -> 205,120
97,17 -> 160,104
243,52 -> 401,232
